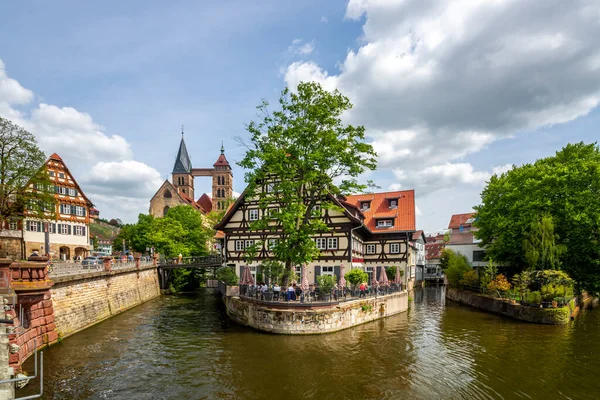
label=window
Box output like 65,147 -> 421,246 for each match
315,238 -> 327,250
8,221 -> 17,230
68,188 -> 77,197
163,206 -> 170,217
164,189 -> 172,198
58,172 -> 65,179
74,226 -> 85,236
295,265 -> 302,277
60,204 -> 71,214
49,171 -> 55,177
75,206 -> 85,216
48,223 -> 56,234
59,224 -> 69,235
473,250 -> 486,262
235,240 -> 245,251
244,240 -> 255,249
361,202 -> 370,211
390,243 -> 400,254
249,209 -> 259,221
268,239 -> 277,250
366,244 -> 376,254
366,266 -> 374,281
322,266 -> 334,276
327,237 -> 338,250
266,183 -> 274,193
389,199 -> 398,208
377,220 -> 393,227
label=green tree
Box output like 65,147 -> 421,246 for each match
474,142 -> 600,293
522,215 -> 566,270
0,117 -> 55,229
439,248 -> 455,271
445,251 -> 472,287
237,82 -> 377,285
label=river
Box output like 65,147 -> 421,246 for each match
17,286 -> 600,399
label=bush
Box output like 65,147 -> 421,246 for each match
445,252 -> 472,287
345,268 -> 368,287
317,274 -> 336,293
216,266 -> 239,286
459,270 -> 479,287
527,291 -> 542,305
487,274 -> 511,293
385,265 -> 396,281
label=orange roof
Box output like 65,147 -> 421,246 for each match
214,230 -> 225,239
49,153 -> 63,161
448,212 -> 476,229
346,190 -> 415,233
412,230 -> 424,241
179,191 -> 206,213
213,153 -> 230,167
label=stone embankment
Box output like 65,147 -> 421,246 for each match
446,288 -> 571,324
222,289 -> 409,334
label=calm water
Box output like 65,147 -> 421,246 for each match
17,287 -> 600,399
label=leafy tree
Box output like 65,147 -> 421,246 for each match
163,205 -> 212,257
445,251 -> 472,287
114,214 -> 155,253
0,117 -> 55,228
474,142 -> 600,293
237,81 -> 377,285
345,268 -> 369,288
385,265 -> 397,281
216,266 -> 239,286
522,215 -> 566,270
487,274 -> 511,293
439,248 -> 455,271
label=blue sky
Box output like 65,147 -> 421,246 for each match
1,0 -> 599,232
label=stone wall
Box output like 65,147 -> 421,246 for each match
224,291 -> 409,334
446,288 -> 571,325
0,236 -> 22,260
51,266 -> 160,339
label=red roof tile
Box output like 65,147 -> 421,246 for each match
179,192 -> 206,213
49,153 -> 63,161
448,212 -> 476,229
213,153 -> 230,167
346,190 -> 415,233
197,193 -> 213,213
425,242 -> 445,260
412,230 -> 424,241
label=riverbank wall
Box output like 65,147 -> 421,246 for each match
446,288 -> 571,324
51,265 -> 160,339
222,291 -> 409,334
6,262 -> 160,369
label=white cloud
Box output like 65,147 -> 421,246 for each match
320,16 -> 328,23
287,39 -> 315,56
283,0 -> 600,223
0,57 -> 160,221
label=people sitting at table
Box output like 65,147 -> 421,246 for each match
287,284 -> 296,301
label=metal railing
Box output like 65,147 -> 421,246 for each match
238,283 -> 404,306
159,255 -> 222,266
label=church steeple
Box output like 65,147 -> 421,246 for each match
172,136 -> 192,174
172,133 -> 194,199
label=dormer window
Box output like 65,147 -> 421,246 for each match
388,198 -> 398,209
377,219 -> 393,228
361,201 -> 371,211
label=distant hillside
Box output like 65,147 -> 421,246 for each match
90,220 -> 120,241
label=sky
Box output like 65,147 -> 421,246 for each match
1,0 -> 599,233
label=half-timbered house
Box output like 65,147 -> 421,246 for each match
215,188 -> 417,285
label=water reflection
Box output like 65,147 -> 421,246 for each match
17,287 -> 599,399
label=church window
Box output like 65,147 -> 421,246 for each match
163,206 -> 170,217
164,190 -> 172,198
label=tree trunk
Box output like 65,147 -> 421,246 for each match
282,260 -> 292,287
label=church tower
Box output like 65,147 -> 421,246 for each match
212,143 -> 233,210
172,134 -> 194,199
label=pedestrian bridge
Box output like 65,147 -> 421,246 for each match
157,255 -> 223,289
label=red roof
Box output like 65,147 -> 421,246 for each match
214,231 -> 225,239
179,191 -> 206,213
213,154 -> 230,167
197,193 -> 213,213
412,230 -> 424,241
346,190 -> 415,233
448,212 -> 476,229
426,243 -> 445,260
49,153 -> 63,161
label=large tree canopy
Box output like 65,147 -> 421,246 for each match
237,82 -> 377,282
474,142 -> 600,293
0,117 -> 55,228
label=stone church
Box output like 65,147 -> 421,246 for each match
149,135 -> 233,217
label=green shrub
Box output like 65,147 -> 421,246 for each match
317,274 -> 336,293
528,291 -> 542,305
216,266 -> 239,286
446,252 -> 472,287
459,270 -> 479,287
345,268 -> 368,287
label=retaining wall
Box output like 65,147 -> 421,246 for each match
50,265 -> 160,339
446,288 -> 571,324
224,291 -> 409,334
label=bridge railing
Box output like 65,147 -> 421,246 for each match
159,255 -> 223,266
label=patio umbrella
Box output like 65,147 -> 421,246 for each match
338,264 -> 346,290
370,268 -> 379,288
395,264 -> 401,283
301,264 -> 309,292
379,266 -> 389,286
241,266 -> 255,285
